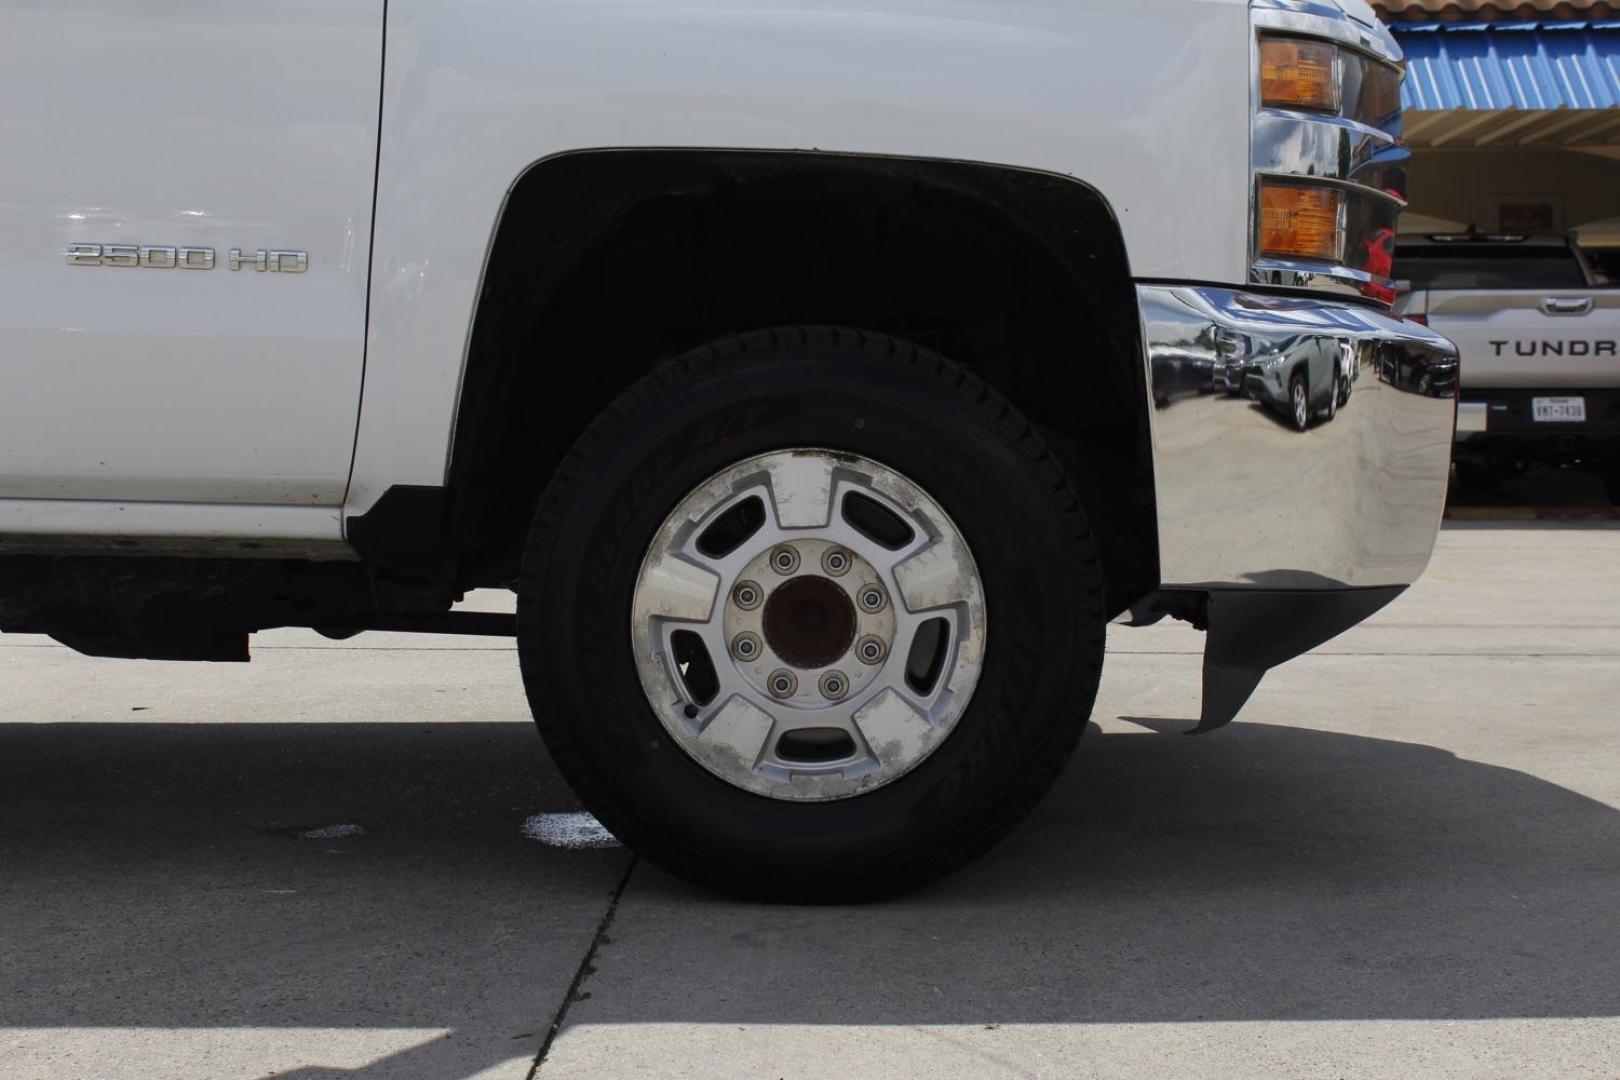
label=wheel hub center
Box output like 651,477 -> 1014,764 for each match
762,575 -> 855,669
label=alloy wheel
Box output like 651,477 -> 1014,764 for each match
629,449 -> 987,801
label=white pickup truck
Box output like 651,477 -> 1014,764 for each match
1394,233 -> 1620,502
0,0 -> 1457,897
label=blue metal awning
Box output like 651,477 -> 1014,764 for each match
1396,21 -> 1620,110
1393,21 -> 1620,145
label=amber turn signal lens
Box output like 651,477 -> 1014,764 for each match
1258,182 -> 1342,262
1260,37 -> 1339,112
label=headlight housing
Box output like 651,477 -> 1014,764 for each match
1249,6 -> 1409,306
1258,34 -> 1403,127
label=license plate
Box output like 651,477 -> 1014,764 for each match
1532,396 -> 1586,423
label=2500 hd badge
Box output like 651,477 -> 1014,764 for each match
65,244 -> 308,273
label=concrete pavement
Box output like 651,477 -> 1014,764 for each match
2,523 -> 1618,1078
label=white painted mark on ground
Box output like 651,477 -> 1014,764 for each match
298,824 -> 367,840
522,811 -> 621,849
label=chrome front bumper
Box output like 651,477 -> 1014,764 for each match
1140,284 -> 1458,591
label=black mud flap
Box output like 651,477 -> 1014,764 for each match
1178,586 -> 1406,734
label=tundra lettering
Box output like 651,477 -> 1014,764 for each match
1488,339 -> 1618,357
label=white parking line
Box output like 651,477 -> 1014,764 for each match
523,812 -> 620,849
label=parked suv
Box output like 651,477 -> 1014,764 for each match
0,0 -> 1456,897
1395,232 -> 1620,501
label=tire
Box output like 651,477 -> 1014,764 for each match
1604,460 -> 1620,506
1289,372 -> 1309,431
1324,377 -> 1339,422
517,326 -> 1106,900
1454,459 -> 1503,496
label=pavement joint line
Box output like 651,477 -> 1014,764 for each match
529,855 -> 638,1078
1106,650 -> 1620,658
0,643 -> 519,652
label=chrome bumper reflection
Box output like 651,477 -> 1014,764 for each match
1141,284 -> 1458,589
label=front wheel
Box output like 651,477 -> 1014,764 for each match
1289,372 -> 1310,431
1454,459 -> 1505,496
517,327 -> 1107,899
1604,458 -> 1620,506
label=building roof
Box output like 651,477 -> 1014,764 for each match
1377,0 -> 1616,23
1398,20 -> 1620,144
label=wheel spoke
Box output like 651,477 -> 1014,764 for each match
695,694 -> 775,770
852,688 -> 934,767
893,537 -> 976,613
634,554 -> 721,623
765,453 -> 836,529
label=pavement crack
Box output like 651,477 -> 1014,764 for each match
528,855 -> 638,1076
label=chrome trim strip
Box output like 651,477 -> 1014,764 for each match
1249,257 -> 1376,297
1252,256 -> 1383,284
1141,283 -> 1458,589
1256,170 -> 1407,209
1253,112 -> 1406,189
1257,107 -> 1397,148
1251,1 -> 1402,65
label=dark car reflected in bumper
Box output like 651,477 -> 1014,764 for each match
1135,284 -> 1459,731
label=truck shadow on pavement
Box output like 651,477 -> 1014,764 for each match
593,715 -> 1620,1028
1,716 -> 1617,1076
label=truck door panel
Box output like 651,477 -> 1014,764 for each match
0,1 -> 382,508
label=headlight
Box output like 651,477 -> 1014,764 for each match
1259,37 -> 1339,113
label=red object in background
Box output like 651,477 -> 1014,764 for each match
1359,224 -> 1398,304
1362,226 -> 1395,278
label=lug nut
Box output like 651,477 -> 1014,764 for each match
818,671 -> 849,700
732,580 -> 763,610
858,585 -> 887,613
856,635 -> 888,665
821,548 -> 851,576
767,669 -> 798,699
770,545 -> 800,575
731,632 -> 762,662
